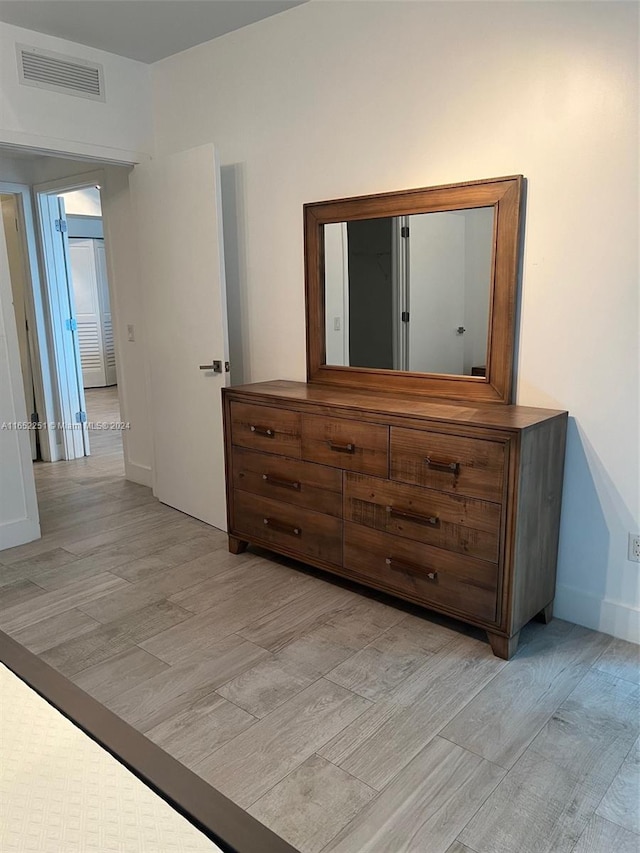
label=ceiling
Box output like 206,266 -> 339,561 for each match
0,0 -> 306,64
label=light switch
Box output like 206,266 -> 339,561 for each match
127,324 -> 135,342
333,317 -> 341,331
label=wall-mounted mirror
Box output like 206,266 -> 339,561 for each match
305,176 -> 523,403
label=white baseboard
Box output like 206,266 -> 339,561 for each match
554,583 -> 639,644
124,460 -> 152,488
0,518 -> 41,551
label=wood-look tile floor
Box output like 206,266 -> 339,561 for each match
1,386 -> 638,853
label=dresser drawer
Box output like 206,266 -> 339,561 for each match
302,414 -> 388,476
232,448 -> 342,517
230,402 -> 301,457
344,523 -> 498,622
233,491 -> 342,565
345,473 -> 501,562
390,427 -> 506,503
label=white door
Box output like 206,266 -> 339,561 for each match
1,194 -> 37,459
0,206 -> 40,549
69,238 -> 107,388
130,145 -> 229,530
38,195 -> 89,458
68,238 -> 117,388
408,212 -> 465,375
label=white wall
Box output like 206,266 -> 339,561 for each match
0,21 -> 153,162
60,187 -> 102,217
151,1 -> 639,641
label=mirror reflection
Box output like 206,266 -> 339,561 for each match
324,207 -> 495,376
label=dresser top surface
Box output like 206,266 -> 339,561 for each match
224,381 -> 567,431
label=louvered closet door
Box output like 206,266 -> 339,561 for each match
68,238 -> 106,388
94,241 -> 117,385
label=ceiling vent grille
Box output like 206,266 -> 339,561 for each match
17,44 -> 105,102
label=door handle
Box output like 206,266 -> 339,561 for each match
199,360 -> 230,373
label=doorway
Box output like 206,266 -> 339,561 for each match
0,174 -> 125,472
34,175 -> 124,466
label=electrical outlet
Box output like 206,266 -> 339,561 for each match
629,533 -> 640,563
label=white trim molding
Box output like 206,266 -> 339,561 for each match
124,461 -> 152,489
555,583 -> 639,645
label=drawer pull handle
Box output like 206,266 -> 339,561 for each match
385,557 -> 438,581
386,506 -> 439,527
425,457 -> 460,475
250,424 -> 275,438
329,441 -> 355,454
262,474 -> 301,491
263,517 -> 301,536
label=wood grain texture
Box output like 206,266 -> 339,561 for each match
40,599 -> 194,676
596,736 -> 640,834
0,572 -> 130,633
345,472 -> 501,561
324,737 -> 504,853
304,176 -> 523,403
233,447 -> 343,517
216,657 -> 315,718
572,815 -> 640,853
324,617 -> 455,701
444,845 -> 476,853
526,669 -> 639,781
79,552 -> 233,623
318,636 -> 505,790
248,755 -> 376,853
193,679 -> 371,809
237,584 -> 361,654
231,400 -> 302,457
145,692 -> 257,770
508,415 -> 568,633
167,553 -> 315,618
107,634 -> 271,732
301,414 -> 389,476
390,426 -> 506,502
9,608 -> 100,654
0,579 -> 48,610
344,523 -> 498,623
458,745 -> 628,853
224,380 -> 567,431
233,490 -> 343,566
73,645 -> 170,703
593,638 -> 640,686
441,623 -> 612,768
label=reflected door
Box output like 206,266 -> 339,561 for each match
407,212 -> 465,375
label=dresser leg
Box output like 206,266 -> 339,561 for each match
228,536 -> 248,555
487,631 -> 520,660
535,602 -> 554,624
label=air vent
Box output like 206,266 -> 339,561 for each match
17,44 -> 105,102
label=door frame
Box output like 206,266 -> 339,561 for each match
33,169 -> 109,460
0,182 -> 54,460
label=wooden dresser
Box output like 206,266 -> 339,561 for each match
222,380 -> 568,659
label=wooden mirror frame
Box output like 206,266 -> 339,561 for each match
304,175 -> 524,404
